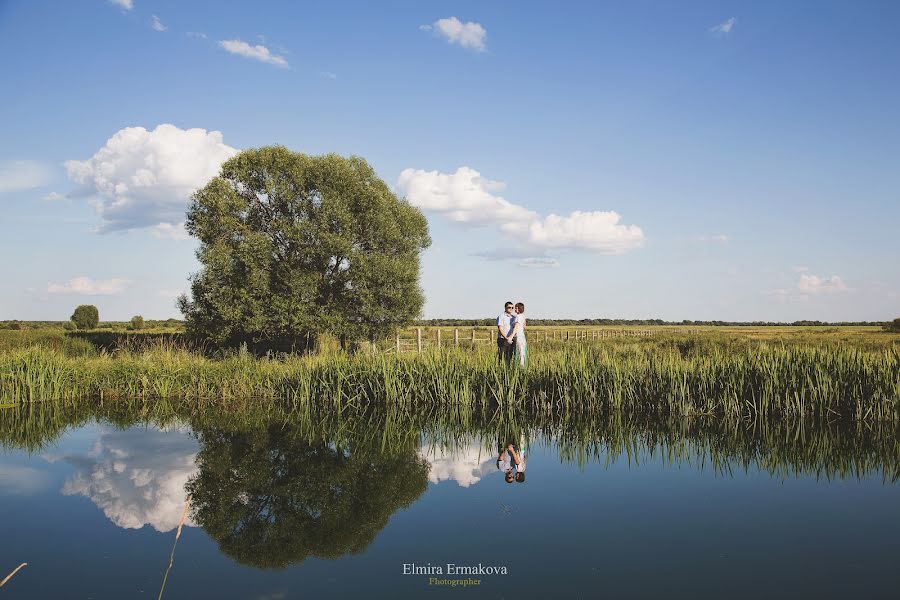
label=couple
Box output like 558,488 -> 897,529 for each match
497,301 -> 527,367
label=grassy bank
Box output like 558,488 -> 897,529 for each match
1,333 -> 898,421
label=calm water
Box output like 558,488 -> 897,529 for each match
1,405 -> 898,599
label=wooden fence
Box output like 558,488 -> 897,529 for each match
390,327 -> 701,354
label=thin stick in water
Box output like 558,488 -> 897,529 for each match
157,494 -> 192,600
0,563 -> 27,588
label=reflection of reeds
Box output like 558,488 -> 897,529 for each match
2,398 -> 899,483
0,563 -> 27,589
157,495 -> 192,600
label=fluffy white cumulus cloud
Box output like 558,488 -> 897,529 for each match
218,39 -> 289,67
58,426 -> 198,532
0,160 -> 54,193
769,273 -> 850,299
504,210 -> 645,253
397,166 -> 645,256
64,124 -> 238,234
397,167 -> 537,225
109,0 -> 133,10
421,17 -> 487,51
420,441 -> 498,487
47,276 -> 131,295
797,274 -> 849,295
709,17 -> 737,35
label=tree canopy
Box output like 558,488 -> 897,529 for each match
70,305 -> 99,330
178,146 -> 430,352
186,424 -> 429,569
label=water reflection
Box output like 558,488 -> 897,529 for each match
54,425 -> 198,532
1,401 -> 897,483
419,441 -> 497,487
186,424 -> 429,569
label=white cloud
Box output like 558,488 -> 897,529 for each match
59,426 -> 198,532
397,167 -> 536,225
504,211 -> 645,253
218,39 -> 289,67
64,124 -> 238,233
0,465 -> 52,496
152,222 -> 190,240
320,71 -> 337,80
709,17 -> 737,35
519,257 -> 560,269
768,273 -> 850,299
422,17 -> 487,51
397,166 -> 645,255
420,442 -> 498,487
47,277 -> 131,296
798,274 -> 849,295
0,160 -> 54,193
694,234 -> 729,243
109,0 -> 133,10
186,31 -> 208,40
151,15 -> 167,32
42,191 -> 65,201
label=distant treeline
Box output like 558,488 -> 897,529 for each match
0,319 -> 182,330
414,319 -> 891,327
0,318 -> 893,330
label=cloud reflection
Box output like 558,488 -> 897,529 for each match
420,442 -> 497,487
59,426 -> 199,532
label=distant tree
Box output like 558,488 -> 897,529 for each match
129,315 -> 145,330
187,424 -> 429,569
70,305 -> 99,330
178,146 -> 431,352
883,318 -> 900,333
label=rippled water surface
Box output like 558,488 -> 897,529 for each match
1,405 -> 898,599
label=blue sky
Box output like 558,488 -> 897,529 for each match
1,0 -> 898,321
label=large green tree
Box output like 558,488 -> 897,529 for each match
186,424 -> 429,569
178,146 -> 430,351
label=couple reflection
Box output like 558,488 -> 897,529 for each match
497,441 -> 527,484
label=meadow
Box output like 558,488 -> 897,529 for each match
1,325 -> 897,422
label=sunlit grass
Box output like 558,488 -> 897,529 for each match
1,332 -> 897,421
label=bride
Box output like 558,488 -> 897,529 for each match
512,302 -> 527,367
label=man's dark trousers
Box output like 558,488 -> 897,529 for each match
497,337 -> 515,364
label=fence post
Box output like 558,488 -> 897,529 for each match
396,334 -> 401,354
416,328 -> 422,353
566,331 -> 570,342
437,328 -> 441,349
454,328 -> 459,346
471,328 -> 476,345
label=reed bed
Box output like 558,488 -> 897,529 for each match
1,335 -> 898,421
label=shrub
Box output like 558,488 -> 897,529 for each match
63,321 -> 77,331
129,315 -> 145,331
883,318 -> 900,333
71,305 -> 99,330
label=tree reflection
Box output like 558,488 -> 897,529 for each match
186,424 -> 429,569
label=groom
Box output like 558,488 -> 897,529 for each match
496,301 -> 516,364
